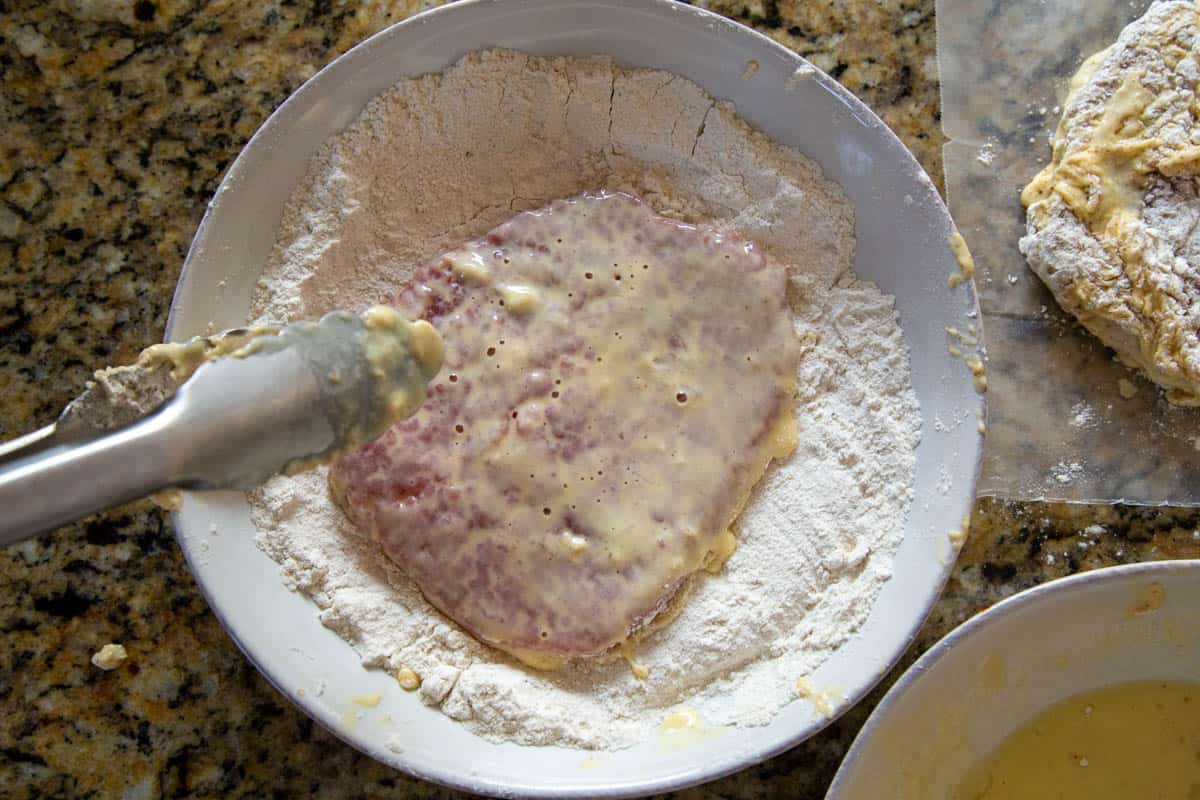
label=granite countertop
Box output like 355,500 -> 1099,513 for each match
1,1 -> 1197,797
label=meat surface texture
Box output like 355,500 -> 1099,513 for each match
330,191 -> 799,664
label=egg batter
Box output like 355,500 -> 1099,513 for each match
956,680 -> 1200,800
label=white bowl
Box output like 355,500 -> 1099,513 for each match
827,560 -> 1200,799
165,0 -> 983,795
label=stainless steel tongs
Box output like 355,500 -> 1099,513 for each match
0,310 -> 437,546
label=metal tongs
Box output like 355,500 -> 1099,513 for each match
0,310 -> 435,546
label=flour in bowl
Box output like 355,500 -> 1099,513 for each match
248,49 -> 920,750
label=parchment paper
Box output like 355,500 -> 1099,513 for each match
937,0 -> 1200,504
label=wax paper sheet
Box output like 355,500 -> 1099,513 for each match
937,0 -> 1200,504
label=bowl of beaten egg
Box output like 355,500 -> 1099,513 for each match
165,0 -> 982,795
828,560 -> 1200,800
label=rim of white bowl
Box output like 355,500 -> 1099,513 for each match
165,0 -> 983,796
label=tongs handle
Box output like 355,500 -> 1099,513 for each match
0,422 -> 63,467
0,410 -> 177,546
0,341 -> 337,547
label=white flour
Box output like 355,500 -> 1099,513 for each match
248,50 -> 920,750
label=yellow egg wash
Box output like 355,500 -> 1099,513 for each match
657,707 -> 722,751
350,692 -> 382,708
394,666 -> 421,691
955,681 -> 1200,800
619,641 -> 650,680
795,676 -> 841,718
941,234 -> 987,395
946,232 -> 976,289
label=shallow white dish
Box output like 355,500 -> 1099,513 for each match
165,0 -> 983,796
827,560 -> 1200,799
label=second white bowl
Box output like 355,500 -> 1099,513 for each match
828,560 -> 1200,799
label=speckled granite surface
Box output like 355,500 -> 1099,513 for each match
1,1 -> 1196,797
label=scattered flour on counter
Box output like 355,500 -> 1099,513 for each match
1069,400 -> 1096,429
248,49 -> 921,750
1051,461 -> 1086,485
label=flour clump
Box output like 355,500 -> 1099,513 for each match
249,49 -> 920,750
